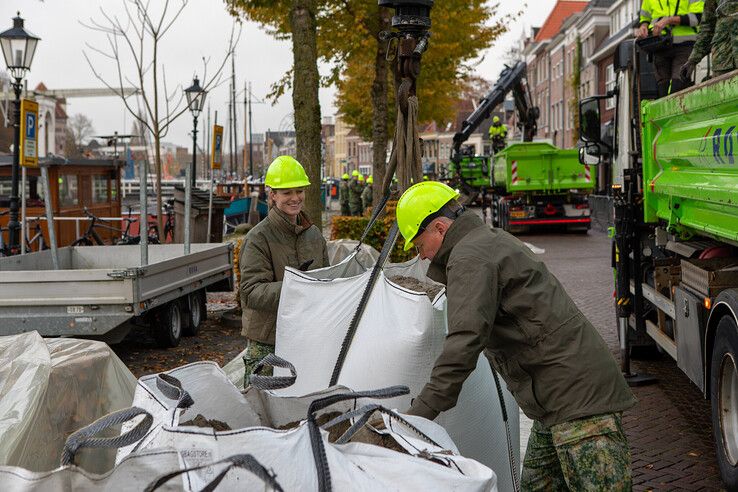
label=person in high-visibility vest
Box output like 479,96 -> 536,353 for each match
488,116 -> 508,153
636,0 -> 705,96
680,0 -> 738,82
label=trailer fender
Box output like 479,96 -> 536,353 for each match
705,288 -> 738,397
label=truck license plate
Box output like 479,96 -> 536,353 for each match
510,211 -> 526,219
67,306 -> 84,314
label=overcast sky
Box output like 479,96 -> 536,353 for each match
1,0 -> 556,148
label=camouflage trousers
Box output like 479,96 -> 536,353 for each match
242,339 -> 275,385
521,412 -> 631,491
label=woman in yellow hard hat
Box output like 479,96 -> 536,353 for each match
239,155 -> 329,379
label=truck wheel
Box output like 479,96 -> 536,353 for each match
710,315 -> 738,489
184,289 -> 207,336
153,301 -> 183,348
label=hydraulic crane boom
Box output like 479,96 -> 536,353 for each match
452,61 -> 539,160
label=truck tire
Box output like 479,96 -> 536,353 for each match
710,315 -> 738,489
153,301 -> 183,348
184,289 -> 207,336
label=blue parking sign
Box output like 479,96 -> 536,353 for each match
20,99 -> 39,167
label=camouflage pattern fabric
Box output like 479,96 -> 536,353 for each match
349,180 -> 363,216
688,0 -> 738,75
521,412 -> 631,491
339,182 -> 351,216
242,339 -> 275,384
361,184 -> 373,210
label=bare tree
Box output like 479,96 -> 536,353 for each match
68,114 -> 95,150
81,0 -> 238,232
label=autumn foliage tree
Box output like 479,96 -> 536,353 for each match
226,1 -> 517,206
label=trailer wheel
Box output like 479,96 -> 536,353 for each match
184,289 -> 207,336
153,301 -> 183,348
710,315 -> 738,489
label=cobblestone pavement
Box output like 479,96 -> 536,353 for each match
520,228 -> 724,491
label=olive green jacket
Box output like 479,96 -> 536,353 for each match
408,211 -> 636,426
239,207 -> 329,345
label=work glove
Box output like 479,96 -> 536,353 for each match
298,259 -> 314,271
679,61 -> 696,83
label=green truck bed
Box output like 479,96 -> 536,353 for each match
642,73 -> 738,242
493,142 -> 595,193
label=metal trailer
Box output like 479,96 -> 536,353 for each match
579,39 -> 738,488
0,243 -> 234,347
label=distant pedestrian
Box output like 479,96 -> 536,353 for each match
339,173 -> 351,216
362,175 -> 373,211
239,156 -> 329,381
349,170 -> 363,216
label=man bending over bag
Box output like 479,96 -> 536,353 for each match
396,181 -> 636,491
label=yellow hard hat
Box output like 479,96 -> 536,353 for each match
358,174 -> 365,182
422,175 -> 429,181
342,173 -> 350,180
264,155 -> 311,189
352,170 -> 360,177
396,181 -> 460,251
367,175 -> 373,184
493,116 -> 500,123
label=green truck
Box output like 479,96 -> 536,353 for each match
446,62 -> 593,231
580,40 -> 738,487
490,142 -> 594,232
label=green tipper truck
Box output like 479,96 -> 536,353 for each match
491,142 -> 594,232
445,62 -> 593,231
580,39 -> 738,487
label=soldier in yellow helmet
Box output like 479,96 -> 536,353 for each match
349,170 -> 363,216
396,181 -> 636,490
362,175 -> 373,210
339,173 -> 351,216
489,115 -> 508,153
239,156 -> 329,380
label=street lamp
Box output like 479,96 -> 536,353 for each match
184,76 -> 206,187
0,12 -> 39,254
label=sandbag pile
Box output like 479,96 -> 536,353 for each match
114,356 -> 498,491
0,354 -> 497,491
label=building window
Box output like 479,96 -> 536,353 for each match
92,175 -> 109,203
605,64 -> 616,110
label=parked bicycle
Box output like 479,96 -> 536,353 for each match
116,205 -> 162,245
24,219 -> 48,252
72,207 -> 160,246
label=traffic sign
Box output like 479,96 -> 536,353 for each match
211,124 -> 223,170
20,99 -> 39,167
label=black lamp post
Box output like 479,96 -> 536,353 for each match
184,76 -> 206,188
0,12 -> 39,254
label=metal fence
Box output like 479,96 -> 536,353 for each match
588,194 -> 613,233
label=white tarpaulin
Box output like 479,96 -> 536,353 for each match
0,331 -> 136,473
274,254 -> 520,492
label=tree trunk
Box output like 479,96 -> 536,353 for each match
372,7 -> 391,207
290,0 -> 323,230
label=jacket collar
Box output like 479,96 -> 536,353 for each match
427,210 -> 484,284
268,207 -> 313,236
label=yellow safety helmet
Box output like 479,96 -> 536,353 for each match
358,174 -> 365,182
367,175 -> 373,184
264,155 -> 311,189
352,170 -> 360,177
342,173 -> 350,180
493,116 -> 500,123
396,181 -> 460,251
